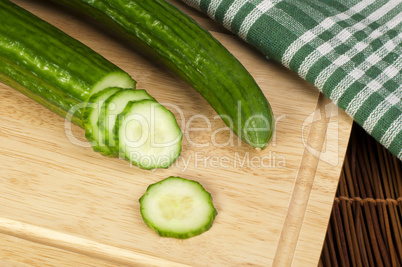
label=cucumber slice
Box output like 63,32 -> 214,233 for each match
118,99 -> 182,169
84,87 -> 121,155
140,177 -> 217,239
99,89 -> 155,156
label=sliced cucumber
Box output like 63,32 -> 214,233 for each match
118,100 -> 182,169
99,89 -> 155,156
140,176 -> 217,239
84,87 -> 121,155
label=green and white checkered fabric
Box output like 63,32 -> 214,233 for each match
181,0 -> 402,160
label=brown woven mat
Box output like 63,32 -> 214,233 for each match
319,124 -> 402,267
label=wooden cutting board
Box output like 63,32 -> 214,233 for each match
0,1 -> 353,266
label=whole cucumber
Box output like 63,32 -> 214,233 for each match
49,0 -> 275,149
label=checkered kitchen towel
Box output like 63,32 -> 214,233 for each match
181,0 -> 402,160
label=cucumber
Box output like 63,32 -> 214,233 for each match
118,100 -> 182,169
47,0 -> 275,149
99,89 -> 155,156
83,87 -> 121,155
139,176 -> 217,239
0,0 -> 135,127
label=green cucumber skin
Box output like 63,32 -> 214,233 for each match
0,0 -> 135,126
49,0 -> 275,149
0,61 -> 83,126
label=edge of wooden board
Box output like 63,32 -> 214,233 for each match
274,94 -> 353,266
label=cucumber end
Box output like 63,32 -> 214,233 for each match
242,107 -> 275,150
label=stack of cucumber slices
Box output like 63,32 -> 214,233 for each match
83,87 -> 183,170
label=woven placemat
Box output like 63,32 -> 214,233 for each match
319,123 -> 402,266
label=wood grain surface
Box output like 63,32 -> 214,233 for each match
0,0 -> 353,266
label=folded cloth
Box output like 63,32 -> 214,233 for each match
181,0 -> 402,160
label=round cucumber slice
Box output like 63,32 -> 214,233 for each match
118,99 -> 182,169
99,89 -> 155,156
140,177 -> 217,239
83,87 -> 121,155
